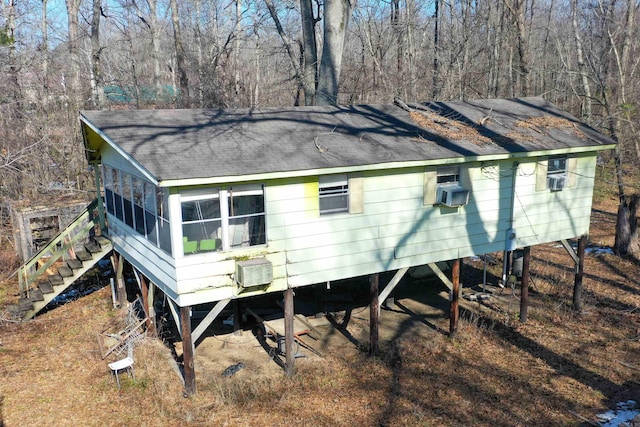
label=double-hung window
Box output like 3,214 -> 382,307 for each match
547,156 -> 567,190
319,174 -> 349,214
227,186 -> 266,248
181,191 -> 222,255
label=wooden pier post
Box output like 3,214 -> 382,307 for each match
449,259 -> 460,337
92,160 -> 106,232
180,306 -> 196,395
519,246 -> 531,323
573,235 -> 587,312
110,253 -> 127,308
284,288 -> 295,377
233,300 -> 242,336
370,273 -> 379,356
139,275 -> 156,336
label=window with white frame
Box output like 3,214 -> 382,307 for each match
227,186 -> 266,248
319,174 -> 349,214
181,191 -> 222,254
180,185 -> 266,255
101,164 -> 172,255
546,156 -> 567,190
436,166 -> 460,185
435,166 -> 469,207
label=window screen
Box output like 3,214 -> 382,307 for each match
319,175 -> 349,214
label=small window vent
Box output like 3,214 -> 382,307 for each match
437,185 -> 470,207
547,175 -> 566,191
235,258 -> 273,288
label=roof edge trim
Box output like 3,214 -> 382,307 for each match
158,144 -> 615,187
79,113 -> 160,186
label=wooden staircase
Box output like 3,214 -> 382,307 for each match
9,199 -> 112,320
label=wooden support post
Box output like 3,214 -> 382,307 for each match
111,253 -> 127,308
519,246 -> 531,323
148,282 -> 156,336
284,288 -> 295,377
369,273 -> 379,356
573,235 -> 587,312
140,273 -> 149,322
139,275 -> 156,336
92,160 -> 106,232
233,300 -> 242,336
449,259 -> 460,337
180,306 -> 196,395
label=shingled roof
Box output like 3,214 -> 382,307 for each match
80,96 -> 615,184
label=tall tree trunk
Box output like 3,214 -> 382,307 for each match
65,0 -> 82,109
315,0 -> 354,106
300,0 -> 318,105
571,0 -> 592,120
608,0 -> 638,255
147,0 -> 162,103
41,0 -> 49,107
90,0 -> 106,109
391,0 -> 403,97
405,0 -> 416,99
432,0 -> 441,99
505,0 -> 530,95
2,0 -> 19,106
194,0 -> 204,107
234,0 -> 242,100
170,0 -> 190,108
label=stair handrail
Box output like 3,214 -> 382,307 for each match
17,199 -> 101,295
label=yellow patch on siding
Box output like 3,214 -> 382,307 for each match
303,180 -> 319,218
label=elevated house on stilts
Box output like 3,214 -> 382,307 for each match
73,97 -> 613,394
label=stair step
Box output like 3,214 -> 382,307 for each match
30,288 -> 44,302
7,305 -> 21,317
19,298 -> 34,311
76,250 -> 92,261
94,236 -> 110,247
39,281 -> 54,294
49,274 -> 64,286
85,242 -> 102,253
67,259 -> 82,270
58,266 -> 74,277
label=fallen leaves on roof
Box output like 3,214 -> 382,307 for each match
515,116 -> 585,138
409,111 -> 494,145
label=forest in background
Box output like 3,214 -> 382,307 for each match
0,0 -> 638,251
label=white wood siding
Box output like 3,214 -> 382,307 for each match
107,216 -> 179,300
514,155 -> 596,247
270,156 -> 597,288
102,145 -> 599,304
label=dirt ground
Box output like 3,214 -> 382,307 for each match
1,184 -> 639,426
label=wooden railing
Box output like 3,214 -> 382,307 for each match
17,199 -> 102,296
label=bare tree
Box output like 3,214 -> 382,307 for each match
315,0 -> 356,105
170,0 -> 189,108
90,0 -> 106,109
299,0 -> 318,105
571,0 -> 592,120
65,0 -> 83,108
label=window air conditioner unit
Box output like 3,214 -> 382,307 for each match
437,185 -> 470,207
547,175 -> 566,191
235,258 -> 273,288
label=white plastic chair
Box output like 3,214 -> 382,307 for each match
108,356 -> 134,389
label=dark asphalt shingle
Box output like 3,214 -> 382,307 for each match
80,97 -> 615,183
